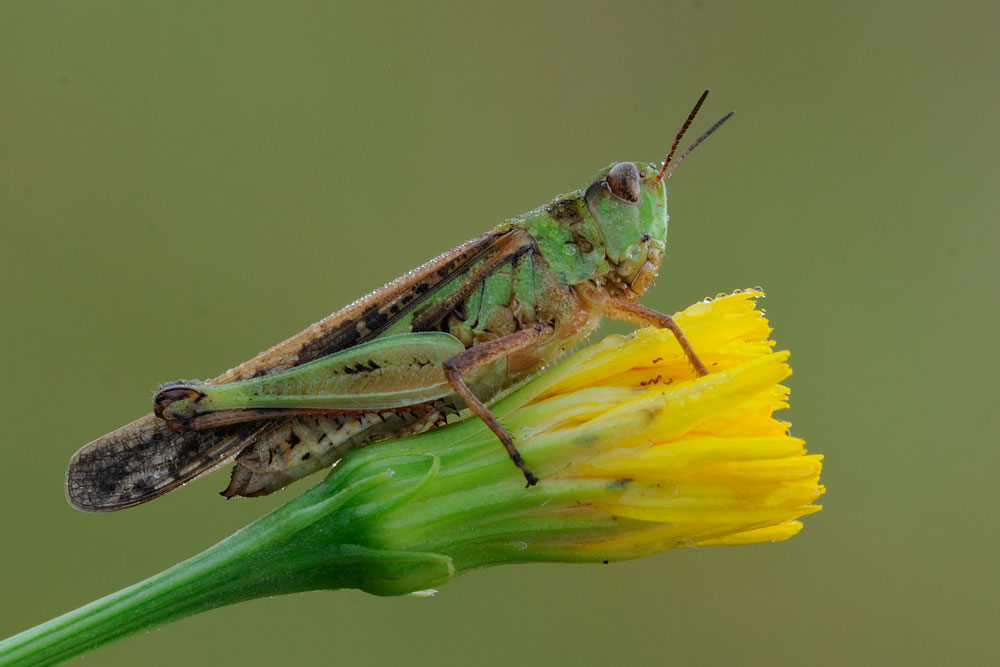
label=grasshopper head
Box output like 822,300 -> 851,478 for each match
584,161 -> 668,300
583,92 -> 734,300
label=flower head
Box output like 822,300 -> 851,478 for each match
321,289 -> 824,588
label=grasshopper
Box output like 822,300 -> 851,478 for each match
66,91 -> 733,512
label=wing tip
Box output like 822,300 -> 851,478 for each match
64,420 -> 157,513
65,450 -> 131,513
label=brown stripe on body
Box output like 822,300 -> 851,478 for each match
213,228 -> 521,384
409,234 -> 534,333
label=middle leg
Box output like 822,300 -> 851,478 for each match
443,323 -> 554,486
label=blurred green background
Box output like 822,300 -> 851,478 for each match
1,1 -> 996,664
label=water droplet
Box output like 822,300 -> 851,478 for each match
409,589 -> 438,598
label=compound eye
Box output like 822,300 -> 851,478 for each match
606,162 -> 641,203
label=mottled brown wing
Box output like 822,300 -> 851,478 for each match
66,227 -> 535,511
66,414 -> 273,512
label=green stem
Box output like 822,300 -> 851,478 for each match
0,470 -> 392,666
0,370 -> 639,664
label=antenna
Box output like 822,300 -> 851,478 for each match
656,89 -> 709,184
661,110 -> 735,181
650,90 -> 734,186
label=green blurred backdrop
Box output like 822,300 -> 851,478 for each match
1,1 -> 996,665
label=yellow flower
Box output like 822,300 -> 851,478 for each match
354,289 -> 823,569
516,289 -> 823,556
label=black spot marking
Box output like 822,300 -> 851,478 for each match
288,432 -> 301,446
179,440 -> 204,459
129,479 -> 151,496
569,231 -> 593,253
547,198 -> 585,225
301,452 -> 311,460
548,198 -> 594,253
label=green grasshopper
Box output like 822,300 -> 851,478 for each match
66,91 -> 733,512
